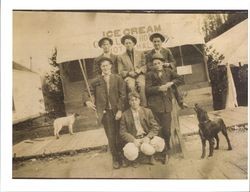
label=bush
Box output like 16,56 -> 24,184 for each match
43,48 -> 66,118
205,45 -> 228,110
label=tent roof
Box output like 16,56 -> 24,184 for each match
13,61 -> 34,73
53,13 -> 205,63
207,19 -> 248,65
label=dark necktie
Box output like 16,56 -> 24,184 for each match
128,50 -> 134,64
103,75 -> 111,109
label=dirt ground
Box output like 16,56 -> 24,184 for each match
13,130 -> 248,179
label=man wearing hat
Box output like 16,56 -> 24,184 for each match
145,53 -> 184,163
146,33 -> 176,71
117,34 -> 147,107
93,37 -> 118,76
146,32 -> 187,109
83,57 -> 126,169
120,91 -> 165,166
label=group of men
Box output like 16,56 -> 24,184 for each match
82,33 -> 185,169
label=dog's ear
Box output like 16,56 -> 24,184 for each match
74,113 -> 80,117
194,103 -> 199,112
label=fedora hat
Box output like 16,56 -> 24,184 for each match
97,57 -> 113,66
149,33 -> 166,42
98,37 -> 113,47
121,34 -> 137,45
152,53 -> 165,62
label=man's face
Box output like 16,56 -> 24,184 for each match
129,96 -> 140,110
124,39 -> 135,51
152,37 -> 163,50
101,40 -> 112,53
100,60 -> 112,75
152,59 -> 164,71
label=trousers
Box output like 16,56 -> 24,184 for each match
125,75 -> 147,107
101,109 -> 121,162
153,112 -> 172,150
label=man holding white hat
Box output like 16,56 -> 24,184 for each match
120,91 -> 165,166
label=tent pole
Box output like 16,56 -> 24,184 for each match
179,46 -> 184,66
78,59 -> 99,124
192,44 -> 211,83
203,49 -> 211,83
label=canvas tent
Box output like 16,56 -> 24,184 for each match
13,12 -> 214,128
46,12 -> 212,116
54,13 -> 205,62
207,19 -> 248,108
207,19 -> 248,66
13,62 -> 45,124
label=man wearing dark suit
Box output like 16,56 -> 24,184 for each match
118,35 -> 147,106
120,91 -> 164,166
145,53 -> 184,160
146,33 -> 187,109
93,37 -> 118,76
83,57 -> 126,169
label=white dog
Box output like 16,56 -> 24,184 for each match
53,113 -> 79,139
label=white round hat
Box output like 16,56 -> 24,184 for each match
123,143 -> 139,161
150,136 -> 165,152
140,143 -> 156,156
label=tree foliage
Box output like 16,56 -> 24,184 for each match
202,13 -> 248,42
43,48 -> 66,117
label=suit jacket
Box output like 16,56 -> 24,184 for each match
120,107 -> 160,143
82,74 -> 126,121
146,48 -> 176,71
93,53 -> 118,76
145,68 -> 184,113
117,50 -> 146,78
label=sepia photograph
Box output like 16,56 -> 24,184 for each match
12,10 -> 248,179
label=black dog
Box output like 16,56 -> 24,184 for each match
194,104 -> 232,158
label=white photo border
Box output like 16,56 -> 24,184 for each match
1,0 -> 249,191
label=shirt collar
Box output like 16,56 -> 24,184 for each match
154,48 -> 162,53
127,49 -> 134,54
102,72 -> 111,77
103,52 -> 111,57
131,107 -> 140,113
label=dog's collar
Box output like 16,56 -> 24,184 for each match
200,120 -> 210,124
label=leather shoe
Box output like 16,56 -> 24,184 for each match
162,154 -> 169,165
148,156 -> 156,165
121,159 -> 129,168
131,161 -> 139,168
112,161 -> 120,169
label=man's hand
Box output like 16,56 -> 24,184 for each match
135,68 -> 141,74
128,71 -> 137,78
163,62 -> 171,67
180,102 -> 189,109
159,82 -> 174,92
115,110 -> 122,120
134,139 -> 142,147
86,101 -> 96,111
140,66 -> 147,74
142,137 -> 150,144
